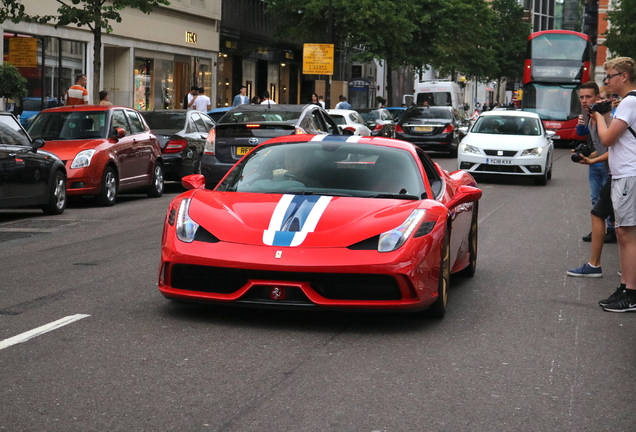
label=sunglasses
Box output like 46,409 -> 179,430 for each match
604,72 -> 623,81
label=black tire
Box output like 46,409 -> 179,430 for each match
96,166 -> 118,206
535,170 -> 548,186
428,227 -> 451,318
147,162 -> 164,198
546,155 -> 553,180
457,202 -> 478,277
41,170 -> 66,215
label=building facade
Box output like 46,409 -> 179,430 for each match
2,0 -> 220,111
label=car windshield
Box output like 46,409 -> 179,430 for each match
0,115 -> 31,146
471,115 -> 541,135
28,111 -> 108,140
401,107 -> 452,121
357,111 -> 383,122
141,112 -> 185,130
217,142 -> 426,199
218,109 -> 302,125
329,115 -> 346,125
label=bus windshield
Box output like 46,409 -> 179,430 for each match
530,33 -> 589,61
522,84 -> 581,121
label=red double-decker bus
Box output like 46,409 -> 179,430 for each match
522,30 -> 593,143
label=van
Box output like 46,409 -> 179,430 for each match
404,80 -> 463,111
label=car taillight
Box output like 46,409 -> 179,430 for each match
344,126 -> 356,132
294,127 -> 306,135
204,128 -> 216,155
246,124 -> 261,128
164,138 -> 188,154
395,124 -> 404,133
442,124 -> 455,134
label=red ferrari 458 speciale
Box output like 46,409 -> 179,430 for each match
158,134 -> 481,317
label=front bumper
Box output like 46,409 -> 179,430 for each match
458,151 -> 547,176
158,232 -> 443,311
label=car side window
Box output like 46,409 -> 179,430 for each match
416,147 -> 443,198
201,114 -> 215,130
310,109 -> 328,133
125,110 -> 145,134
192,113 -> 208,133
111,110 -> 131,136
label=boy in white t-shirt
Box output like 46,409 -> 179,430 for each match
592,57 -> 636,312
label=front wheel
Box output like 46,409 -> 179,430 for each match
147,163 -> 164,198
96,166 -> 118,206
41,170 -> 67,215
457,202 -> 478,277
428,227 -> 451,318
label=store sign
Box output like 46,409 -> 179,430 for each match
8,38 -> 37,68
186,32 -> 197,44
303,44 -> 334,75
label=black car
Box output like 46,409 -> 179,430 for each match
393,106 -> 466,155
141,110 -> 215,181
0,111 -> 67,214
202,103 -> 341,188
355,108 -> 394,136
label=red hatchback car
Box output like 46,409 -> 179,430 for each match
28,105 -> 164,205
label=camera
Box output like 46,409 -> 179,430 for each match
571,142 -> 593,162
589,100 -> 613,114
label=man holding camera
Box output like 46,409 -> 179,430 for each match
567,85 -> 614,278
592,57 -> 636,312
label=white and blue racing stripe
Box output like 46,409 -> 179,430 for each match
263,194 -> 332,247
310,134 -> 363,143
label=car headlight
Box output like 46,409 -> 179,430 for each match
521,147 -> 543,157
378,209 -> 426,253
70,149 -> 96,169
176,198 -> 199,243
460,143 -> 480,155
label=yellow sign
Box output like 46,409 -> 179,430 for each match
303,44 -> 334,75
8,38 -> 38,68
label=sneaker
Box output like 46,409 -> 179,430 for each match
566,263 -> 603,277
582,232 -> 592,242
602,289 -> 636,312
599,284 -> 627,307
604,229 -> 617,243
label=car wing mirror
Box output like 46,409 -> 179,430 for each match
182,174 -> 206,190
110,127 -> 125,139
31,138 -> 45,150
546,130 -> 556,139
446,185 -> 482,210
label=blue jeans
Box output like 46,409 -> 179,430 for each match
589,163 -> 608,206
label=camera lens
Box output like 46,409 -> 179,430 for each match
571,153 -> 582,163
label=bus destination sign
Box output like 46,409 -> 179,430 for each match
532,65 -> 581,82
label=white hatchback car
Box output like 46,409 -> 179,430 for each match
458,110 -> 555,185
326,109 -> 372,136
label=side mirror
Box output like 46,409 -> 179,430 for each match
110,127 -> 125,139
446,185 -> 482,210
546,130 -> 556,139
182,174 -> 206,190
31,138 -> 45,150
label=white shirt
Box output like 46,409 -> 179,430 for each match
609,95 -> 636,178
260,99 -> 277,105
192,94 -> 211,112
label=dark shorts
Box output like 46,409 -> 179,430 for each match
591,176 -> 615,221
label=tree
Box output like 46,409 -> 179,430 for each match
0,0 -> 170,103
0,62 -> 27,101
604,0 -> 636,60
490,0 -> 530,84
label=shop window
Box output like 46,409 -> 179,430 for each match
134,58 -> 153,111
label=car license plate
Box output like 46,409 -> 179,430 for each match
487,158 -> 512,165
236,146 -> 254,156
414,126 -> 433,132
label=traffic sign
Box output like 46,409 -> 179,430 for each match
303,44 -> 334,75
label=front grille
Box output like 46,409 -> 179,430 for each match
484,150 -> 518,157
170,264 -> 402,301
475,164 -> 524,173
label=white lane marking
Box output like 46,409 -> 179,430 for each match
0,314 -> 90,351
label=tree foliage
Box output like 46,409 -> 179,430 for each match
0,62 -> 27,99
604,0 -> 636,60
490,0 -> 531,82
0,0 -> 170,103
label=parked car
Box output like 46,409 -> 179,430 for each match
393,106 -> 466,155
140,110 -> 214,181
325,109 -> 372,136
19,97 -> 61,126
207,107 -> 232,123
202,103 -> 341,188
355,108 -> 394,136
0,111 -> 67,214
28,105 -> 164,206
159,134 -> 481,318
457,110 -> 555,185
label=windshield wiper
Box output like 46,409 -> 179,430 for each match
365,193 -> 420,200
287,190 -> 353,197
40,136 -> 66,140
